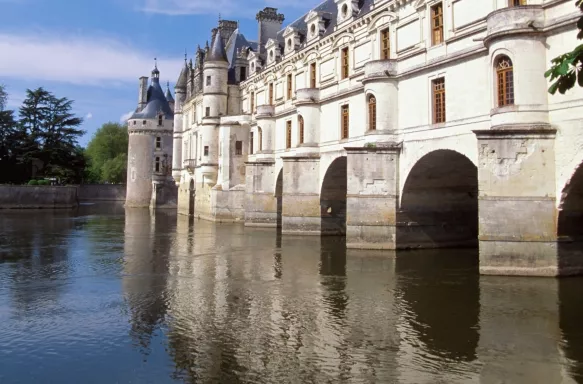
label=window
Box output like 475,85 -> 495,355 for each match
287,74 -> 293,99
155,157 -> 160,172
258,127 -> 263,151
431,3 -> 444,46
142,120 -> 146,125
205,107 -> 210,117
249,132 -> 254,155
432,78 -> 446,124
204,146 -> 209,156
381,28 -> 390,60
206,76 -> 211,86
192,109 -> 196,124
509,0 -> 526,5
286,121 -> 292,149
341,105 -> 349,139
240,66 -> 247,81
158,115 -> 163,126
269,83 -> 274,105
368,95 -> 377,131
341,47 -> 349,79
250,92 -> 255,113
156,137 -> 161,149
298,115 -> 305,144
235,140 -> 243,155
496,56 -> 515,107
133,121 -> 136,125
310,62 -> 317,88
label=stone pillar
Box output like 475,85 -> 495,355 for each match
244,160 -> 277,227
345,143 -> 400,249
474,127 -> 560,276
282,154 -> 321,235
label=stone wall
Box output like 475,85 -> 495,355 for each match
0,186 -> 78,209
78,184 -> 126,201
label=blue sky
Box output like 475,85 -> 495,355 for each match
0,0 -> 319,146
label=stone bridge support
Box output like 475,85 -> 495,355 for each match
474,127 -> 562,276
345,144 -> 400,249
244,160 -> 278,227
281,154 -> 321,235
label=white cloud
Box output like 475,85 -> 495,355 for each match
0,32 -> 183,86
85,112 -> 93,120
120,110 -> 134,123
139,0 -> 312,16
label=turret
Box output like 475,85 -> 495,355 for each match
202,28 -> 229,118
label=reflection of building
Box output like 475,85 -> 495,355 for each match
122,209 -> 174,354
126,64 -> 177,209
162,1 -> 583,277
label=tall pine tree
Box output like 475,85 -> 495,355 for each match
0,85 -> 22,183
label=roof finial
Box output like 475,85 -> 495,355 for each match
218,13 -> 221,22
154,57 -> 157,69
167,81 -> 170,88
184,49 -> 187,63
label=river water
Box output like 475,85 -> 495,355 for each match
0,204 -> 582,384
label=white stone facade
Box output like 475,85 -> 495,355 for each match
171,0 -> 583,276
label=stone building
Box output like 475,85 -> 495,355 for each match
126,64 -> 178,209
169,0 -> 583,277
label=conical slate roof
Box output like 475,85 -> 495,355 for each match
176,61 -> 188,89
165,82 -> 175,102
206,32 -> 228,62
129,75 -> 174,120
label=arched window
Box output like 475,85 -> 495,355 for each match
496,56 -> 515,107
298,115 -> 304,144
258,127 -> 263,151
368,95 -> 377,131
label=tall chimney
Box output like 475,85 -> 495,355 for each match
256,7 -> 284,55
138,76 -> 148,112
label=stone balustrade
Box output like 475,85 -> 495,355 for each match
255,105 -> 275,119
485,5 -> 544,42
295,88 -> 320,106
363,60 -> 397,82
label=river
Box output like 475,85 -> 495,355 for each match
0,204 -> 582,383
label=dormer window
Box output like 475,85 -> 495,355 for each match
341,4 -> 348,17
265,39 -> 281,64
310,24 -> 316,37
305,10 -> 331,42
158,115 -> 163,126
283,26 -> 300,54
335,0 -> 359,24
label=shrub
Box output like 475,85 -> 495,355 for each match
38,180 -> 50,186
28,180 -> 38,185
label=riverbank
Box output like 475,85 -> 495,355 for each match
0,184 -> 126,209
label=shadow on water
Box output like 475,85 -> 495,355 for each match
395,248 -> 480,363
560,278 -> 583,383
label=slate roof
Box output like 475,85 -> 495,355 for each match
206,32 -> 228,62
165,83 -> 175,102
275,0 -> 375,47
130,76 -> 174,120
176,61 -> 188,89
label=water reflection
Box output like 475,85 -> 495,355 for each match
1,207 -> 583,384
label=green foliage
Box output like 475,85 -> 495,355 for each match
37,180 -> 50,186
85,122 -> 128,184
0,86 -> 86,184
27,180 -> 38,185
545,0 -> 583,94
0,84 -> 7,111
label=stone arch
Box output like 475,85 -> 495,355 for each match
320,156 -> 348,236
558,161 -> 583,239
367,11 -> 397,34
332,33 -> 354,49
302,51 -> 319,65
397,149 -> 478,249
280,64 -> 295,76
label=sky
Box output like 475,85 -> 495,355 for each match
0,0 -> 320,146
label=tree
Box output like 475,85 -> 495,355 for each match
85,122 -> 128,183
17,87 -> 85,183
545,0 -> 583,94
0,84 -> 7,111
0,85 -> 24,184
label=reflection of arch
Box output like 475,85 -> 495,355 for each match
320,156 -> 347,236
398,150 -> 478,249
396,248 -> 479,362
188,179 -> 195,216
275,169 -> 283,230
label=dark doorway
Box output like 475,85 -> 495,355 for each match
320,157 -> 347,236
275,170 -> 283,230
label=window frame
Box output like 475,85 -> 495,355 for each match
432,77 -> 446,124
380,28 -> 390,60
287,74 -> 293,99
341,47 -> 350,80
250,91 -> 255,113
154,156 -> 161,173
203,146 -> 209,157
155,136 -> 162,149
509,0 -> 526,6
496,56 -> 515,107
258,127 -> 263,151
205,107 -> 210,117
368,95 -> 377,131
286,120 -> 292,149
269,83 -> 274,105
298,115 -> 305,144
431,2 -> 444,46
310,62 -> 317,88
206,76 -> 211,86
235,140 -> 243,156
249,132 -> 254,155
341,104 -> 349,139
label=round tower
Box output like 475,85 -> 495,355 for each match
126,62 -> 175,208
172,57 -> 188,184
198,30 -> 229,174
